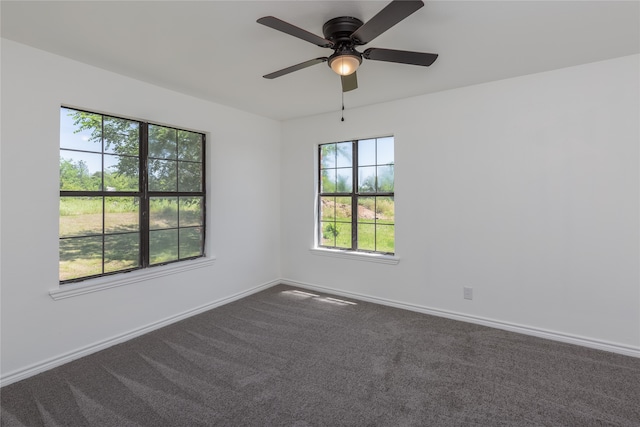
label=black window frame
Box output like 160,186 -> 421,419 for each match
59,107 -> 206,284
317,137 -> 395,255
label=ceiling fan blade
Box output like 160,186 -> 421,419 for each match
263,57 -> 328,79
363,48 -> 438,66
341,72 -> 358,92
257,16 -> 334,48
350,0 -> 424,45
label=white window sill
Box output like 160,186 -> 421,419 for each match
309,248 -> 399,264
49,257 -> 216,300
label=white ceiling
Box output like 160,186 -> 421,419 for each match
2,1 -> 639,121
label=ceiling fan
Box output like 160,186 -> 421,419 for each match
257,0 -> 438,93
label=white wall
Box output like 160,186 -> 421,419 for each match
0,40 -> 282,381
281,55 -> 640,352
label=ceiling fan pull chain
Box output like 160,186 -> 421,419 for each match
341,91 -> 345,122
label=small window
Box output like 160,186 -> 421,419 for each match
59,107 -> 206,283
318,137 -> 394,254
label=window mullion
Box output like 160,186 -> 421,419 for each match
175,131 -> 180,260
318,144 -> 323,247
352,140 -> 357,250
101,117 -> 106,274
140,123 -> 150,269
201,135 -> 207,257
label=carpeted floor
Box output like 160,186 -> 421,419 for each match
1,284 -> 639,426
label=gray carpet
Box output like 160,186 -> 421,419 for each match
1,284 -> 639,426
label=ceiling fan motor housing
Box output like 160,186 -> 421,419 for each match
323,17 -> 364,71
322,16 -> 364,43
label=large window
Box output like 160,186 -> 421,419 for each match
59,107 -> 205,283
318,137 -> 394,254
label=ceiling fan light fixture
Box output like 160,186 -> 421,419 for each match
329,53 -> 362,76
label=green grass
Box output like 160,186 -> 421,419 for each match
357,221 -> 394,253
321,219 -> 394,254
320,196 -> 395,253
59,197 -> 203,282
60,197 -> 140,216
59,233 -> 140,281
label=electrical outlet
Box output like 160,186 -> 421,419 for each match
463,286 -> 473,300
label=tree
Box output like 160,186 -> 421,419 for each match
69,111 -> 202,192
377,164 -> 394,192
321,142 -> 352,193
70,112 -> 139,179
59,158 -> 101,190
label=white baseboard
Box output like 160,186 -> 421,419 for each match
3,277 -> 638,388
280,278 -> 640,359
0,279 -> 280,387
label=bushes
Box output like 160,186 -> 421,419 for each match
323,223 -> 339,239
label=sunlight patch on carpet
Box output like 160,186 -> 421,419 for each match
281,289 -> 357,306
